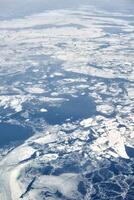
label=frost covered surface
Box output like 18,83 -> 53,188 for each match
0,2 -> 134,200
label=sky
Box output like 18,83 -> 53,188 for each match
0,0 -> 134,19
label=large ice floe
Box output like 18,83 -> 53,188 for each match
0,1 -> 134,200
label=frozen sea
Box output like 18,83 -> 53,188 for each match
0,0 -> 134,199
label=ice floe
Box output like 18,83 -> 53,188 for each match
0,2 -> 134,200
96,104 -> 115,115
40,108 -> 48,112
25,86 -> 45,94
0,95 -> 29,112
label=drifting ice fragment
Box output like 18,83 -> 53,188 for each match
108,130 -> 129,159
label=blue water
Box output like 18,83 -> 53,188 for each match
0,123 -> 33,147
33,94 -> 96,125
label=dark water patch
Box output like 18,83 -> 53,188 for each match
41,165 -> 53,175
0,122 -> 33,147
53,164 -> 81,176
98,168 -> 113,181
100,182 -> 122,193
92,171 -> 103,183
33,94 -> 96,125
78,181 -> 87,195
125,145 -> 134,158
55,190 -> 63,198
108,160 -> 130,176
126,194 -> 134,200
0,106 -> 16,119
106,161 -> 119,175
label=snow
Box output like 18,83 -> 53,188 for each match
40,153 -> 58,162
40,108 -> 48,112
90,116 -> 130,159
2,145 -> 35,165
10,163 -> 28,200
127,88 -> 134,100
32,173 -> 80,199
0,95 -> 28,112
108,130 -> 129,159
25,86 -> 45,94
0,3 -> 133,200
34,133 -> 57,145
96,104 -> 115,115
80,118 -> 94,128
